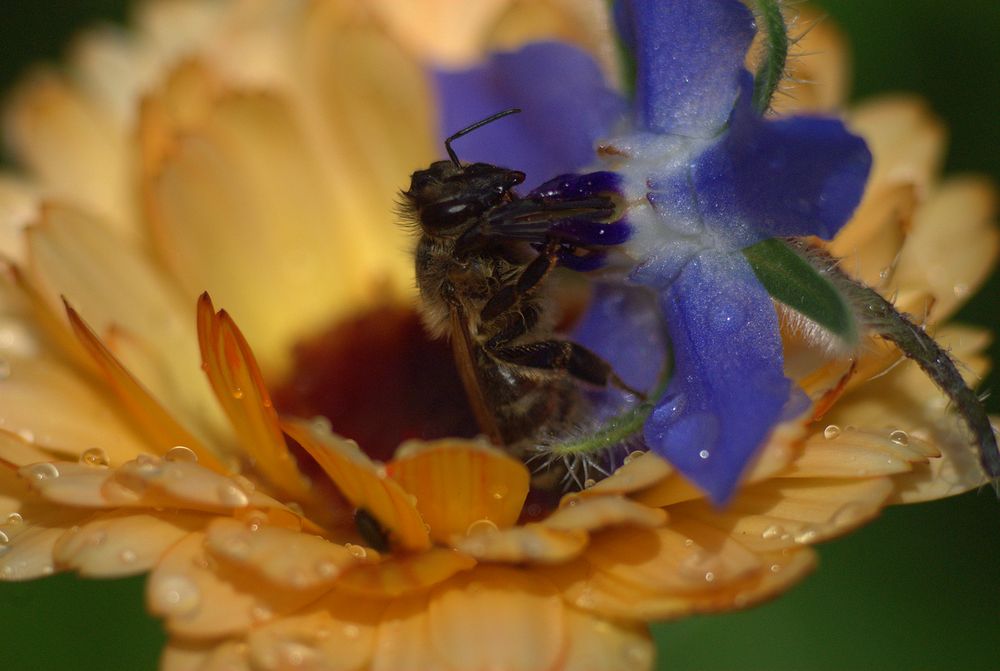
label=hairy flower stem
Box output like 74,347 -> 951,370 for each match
790,239 -> 1000,478
751,0 -> 789,115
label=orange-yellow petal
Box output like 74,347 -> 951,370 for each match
205,517 -> 362,590
197,293 -> 310,499
246,589 -> 385,671
65,302 -> 226,472
428,566 -> 566,671
670,477 -> 895,553
561,607 -> 653,671
453,523 -> 588,564
337,547 -> 475,598
148,531 -> 322,639
370,592 -> 445,671
388,438 -> 529,542
283,417 -> 430,552
52,510 -> 206,577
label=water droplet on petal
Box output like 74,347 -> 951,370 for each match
583,478 -> 596,488
152,575 -> 201,615
5,513 -> 23,526
119,549 -> 138,564
25,462 -> 59,481
164,446 -> 198,463
698,449 -> 710,460
953,282 -> 969,298
761,524 -> 784,540
465,519 -> 499,536
889,429 -> 909,446
652,393 -> 687,426
17,429 -> 35,443
80,447 -> 110,467
0,529 -> 10,545
622,450 -> 645,465
488,483 -> 509,500
231,386 -> 244,400
344,543 -> 368,560
793,526 -> 820,544
823,424 -> 841,440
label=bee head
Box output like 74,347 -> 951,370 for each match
405,161 -> 525,235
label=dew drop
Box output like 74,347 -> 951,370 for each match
889,429 -> 909,446
583,478 -> 597,488
704,571 -> 716,583
793,526 -> 820,544
823,424 -> 841,440
25,462 -> 59,481
310,416 -> 332,434
217,482 -> 250,507
622,450 -> 645,465
164,445 -> 198,463
344,543 -> 368,560
488,483 -> 510,501
770,563 -> 782,573
80,447 -> 110,468
0,529 -> 10,545
17,428 -> 35,444
651,393 -> 686,426
152,575 -> 201,615
953,282 -> 969,298
119,549 -> 138,564
698,449 -> 710,460
231,386 -> 245,400
5,512 -> 23,526
465,519 -> 499,536
761,524 -> 784,540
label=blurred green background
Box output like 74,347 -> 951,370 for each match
0,1 -> 997,669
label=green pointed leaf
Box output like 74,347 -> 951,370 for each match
743,238 -> 858,346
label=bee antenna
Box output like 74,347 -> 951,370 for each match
445,108 -> 521,168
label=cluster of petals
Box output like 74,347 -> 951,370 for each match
0,1 -> 995,670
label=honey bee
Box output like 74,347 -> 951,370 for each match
402,109 -> 640,460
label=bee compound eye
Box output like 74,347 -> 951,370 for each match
420,199 -> 481,231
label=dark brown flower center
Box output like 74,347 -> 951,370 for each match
271,305 -> 479,463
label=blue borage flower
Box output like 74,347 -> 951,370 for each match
435,0 -> 872,503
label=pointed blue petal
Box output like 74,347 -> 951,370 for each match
617,0 -> 755,136
572,282 -> 669,394
434,42 -> 624,188
688,74 -> 872,241
642,250 -> 793,504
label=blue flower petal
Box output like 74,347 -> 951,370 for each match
686,73 -> 872,242
572,282 -> 668,394
617,0 -> 755,137
434,42 -> 625,188
642,250 -> 794,504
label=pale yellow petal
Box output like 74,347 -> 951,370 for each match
585,521 -> 762,595
849,96 -> 946,193
25,203 -> 225,445
19,461 -> 114,508
205,517 -> 361,590
388,438 -> 529,542
0,429 -> 60,468
337,547 -> 475,598
148,531 -> 321,639
550,495 -> 667,532
561,607 -> 653,671
768,6 -> 850,114
66,303 -> 226,472
829,183 -> 915,287
0,502 -> 91,581
145,89 -> 362,376
428,566 -> 566,671
669,477 -> 894,553
161,639 -> 252,671
784,427 -> 937,479
247,589 -> 384,671
0,174 -> 39,260
53,510 -> 205,577
573,451 -> 673,500
0,354 -> 151,465
891,177 -> 999,323
3,72 -> 132,233
549,548 -> 816,621
283,418 -> 430,552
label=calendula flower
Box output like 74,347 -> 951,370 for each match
0,2 -> 996,671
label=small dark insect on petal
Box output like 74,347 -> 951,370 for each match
354,507 -> 390,552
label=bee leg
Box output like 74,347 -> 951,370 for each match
480,245 -> 558,323
490,340 -> 646,399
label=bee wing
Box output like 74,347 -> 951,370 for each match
449,304 -> 504,445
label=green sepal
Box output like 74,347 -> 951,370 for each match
751,0 -> 789,115
743,238 -> 859,347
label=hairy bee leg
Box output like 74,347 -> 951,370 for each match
480,246 -> 558,322
490,339 -> 645,398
